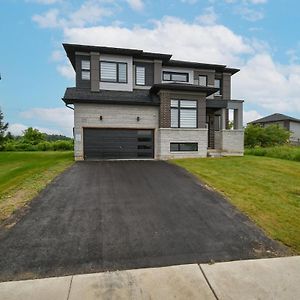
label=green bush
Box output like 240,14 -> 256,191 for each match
3,139 -> 73,151
52,140 -> 73,151
37,141 -> 54,151
3,141 -> 16,151
245,124 -> 290,148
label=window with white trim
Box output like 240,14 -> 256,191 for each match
171,100 -> 197,128
199,75 -> 207,86
81,60 -> 90,80
136,66 -> 145,85
100,61 -> 127,83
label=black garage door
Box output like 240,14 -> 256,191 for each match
83,128 -> 154,160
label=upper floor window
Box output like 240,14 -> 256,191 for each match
136,66 -> 145,85
100,61 -> 127,83
163,71 -> 189,82
214,79 -> 221,95
81,60 -> 90,80
199,75 -> 207,86
171,100 -> 197,128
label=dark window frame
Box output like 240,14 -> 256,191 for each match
199,75 -> 207,86
171,100 -> 198,129
135,66 -> 146,86
100,61 -> 128,84
163,71 -> 189,82
81,59 -> 91,81
170,143 -> 198,152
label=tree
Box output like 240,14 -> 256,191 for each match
0,108 -> 9,150
245,124 -> 290,148
23,127 -> 45,145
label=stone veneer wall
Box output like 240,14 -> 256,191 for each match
74,103 -> 159,160
157,128 -> 208,159
215,129 -> 244,155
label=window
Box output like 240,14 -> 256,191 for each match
163,71 -> 189,82
171,100 -> 197,128
214,79 -> 221,95
100,61 -> 127,83
170,143 -> 198,152
81,60 -> 90,80
199,75 -> 207,86
136,66 -> 145,85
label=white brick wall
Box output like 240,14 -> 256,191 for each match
215,129 -> 244,155
157,128 -> 208,159
74,103 -> 159,160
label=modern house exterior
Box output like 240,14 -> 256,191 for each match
249,113 -> 300,145
62,43 -> 244,160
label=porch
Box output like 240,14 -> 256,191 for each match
206,99 -> 244,156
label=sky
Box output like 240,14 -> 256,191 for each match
0,0 -> 300,137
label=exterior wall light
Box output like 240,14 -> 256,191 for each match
137,116 -> 140,122
100,115 -> 103,121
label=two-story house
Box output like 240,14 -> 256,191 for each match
62,43 -> 244,160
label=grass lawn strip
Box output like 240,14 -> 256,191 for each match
0,152 -> 73,223
172,156 -> 300,253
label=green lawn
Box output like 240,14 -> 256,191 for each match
0,152 -> 74,223
172,156 -> 300,253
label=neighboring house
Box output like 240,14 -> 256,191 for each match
62,43 -> 244,160
249,113 -> 300,145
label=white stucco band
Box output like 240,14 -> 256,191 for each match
215,129 -> 244,155
157,128 -> 208,159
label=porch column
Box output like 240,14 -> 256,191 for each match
221,108 -> 227,129
233,106 -> 243,129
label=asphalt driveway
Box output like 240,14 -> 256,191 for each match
0,161 -> 286,281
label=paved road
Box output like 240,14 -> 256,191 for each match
0,161 -> 286,281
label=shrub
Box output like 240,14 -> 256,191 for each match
245,124 -> 290,148
3,141 -> 16,151
15,143 -> 38,151
37,141 -> 53,151
52,140 -> 73,151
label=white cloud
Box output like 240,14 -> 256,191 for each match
32,1 -> 112,28
224,0 -> 267,4
32,9 -> 61,28
243,110 -> 263,125
196,7 -> 218,25
235,6 -> 264,21
8,123 -> 62,136
57,62 -> 75,80
181,0 -> 198,4
20,107 -> 74,136
126,0 -> 144,11
51,49 -> 64,61
64,17 -> 252,66
233,53 -> 300,113
8,123 -> 28,136
27,0 -> 62,4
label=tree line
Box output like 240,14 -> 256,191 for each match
0,108 -> 73,151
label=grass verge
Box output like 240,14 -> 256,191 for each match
0,152 -> 74,224
172,156 -> 300,253
245,145 -> 300,161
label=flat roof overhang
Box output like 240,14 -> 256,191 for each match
150,83 -> 219,96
